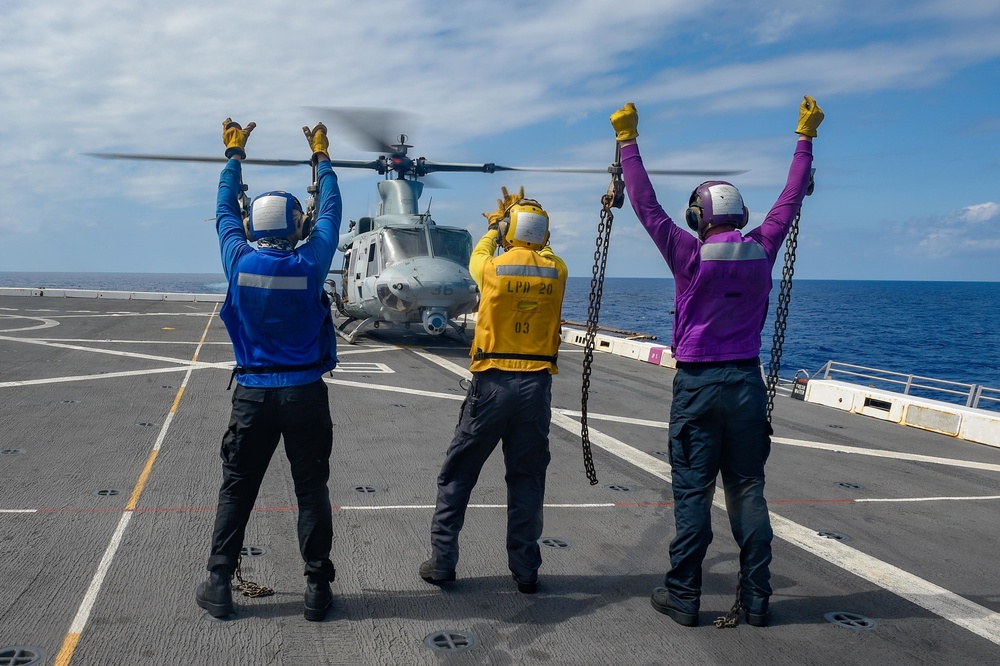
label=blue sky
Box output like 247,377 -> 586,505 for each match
1,0 -> 998,281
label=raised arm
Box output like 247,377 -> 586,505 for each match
611,103 -> 699,282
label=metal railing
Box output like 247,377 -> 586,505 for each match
973,385 -> 1000,411
814,361 -> 999,411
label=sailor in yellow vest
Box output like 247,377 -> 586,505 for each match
420,187 -> 568,594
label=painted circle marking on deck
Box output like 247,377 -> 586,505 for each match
0,315 -> 60,333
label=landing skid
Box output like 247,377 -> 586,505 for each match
446,318 -> 471,344
333,312 -> 471,345
335,316 -> 377,344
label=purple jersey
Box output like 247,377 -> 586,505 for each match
621,140 -> 814,362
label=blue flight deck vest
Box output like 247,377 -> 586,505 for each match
220,248 -> 337,388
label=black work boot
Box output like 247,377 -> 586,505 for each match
304,575 -> 333,622
419,559 -> 456,583
196,569 -> 234,618
512,573 -> 538,594
650,587 -> 698,627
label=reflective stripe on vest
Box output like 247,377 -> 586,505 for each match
700,242 -> 767,262
495,265 -> 561,279
471,249 -> 565,374
237,273 -> 309,290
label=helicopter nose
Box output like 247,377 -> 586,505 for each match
421,308 -> 448,336
376,281 -> 412,312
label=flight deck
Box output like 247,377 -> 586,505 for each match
1,293 -> 999,665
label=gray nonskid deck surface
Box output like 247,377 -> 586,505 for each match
2,295 -> 999,665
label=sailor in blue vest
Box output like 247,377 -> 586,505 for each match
196,118 -> 342,622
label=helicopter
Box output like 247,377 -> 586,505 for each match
328,132 -> 480,342
89,108 -> 746,344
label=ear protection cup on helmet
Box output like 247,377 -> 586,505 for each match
505,201 -> 550,251
687,181 -> 748,234
685,204 -> 702,232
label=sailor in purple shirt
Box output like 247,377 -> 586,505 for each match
610,96 -> 824,628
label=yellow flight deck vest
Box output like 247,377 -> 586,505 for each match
471,246 -> 567,374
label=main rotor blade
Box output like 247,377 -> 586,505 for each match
416,161 -> 747,177
87,152 -> 308,167
419,161 -> 506,174
87,153 -> 746,178
305,106 -> 418,153
86,152 -> 384,171
491,165 -> 749,177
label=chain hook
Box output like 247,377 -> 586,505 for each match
605,143 -> 625,209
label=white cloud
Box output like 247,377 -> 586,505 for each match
1,0 -> 998,281
900,202 -> 1000,258
958,202 -> 1000,224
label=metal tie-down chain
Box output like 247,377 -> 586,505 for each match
231,556 -> 274,598
714,577 -> 744,628
765,208 -> 802,423
765,168 -> 814,423
716,170 -> 815,627
580,145 -> 625,485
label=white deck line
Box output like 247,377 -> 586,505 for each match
414,347 -> 1000,646
558,324 -> 1000,448
55,306 -> 219,663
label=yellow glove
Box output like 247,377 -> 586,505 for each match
610,103 -> 639,141
482,185 -> 524,228
795,95 -> 824,137
303,123 -> 330,162
222,118 -> 256,159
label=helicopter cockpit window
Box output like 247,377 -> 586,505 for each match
429,228 -> 472,266
381,228 -> 429,268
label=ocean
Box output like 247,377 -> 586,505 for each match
2,272 -> 998,395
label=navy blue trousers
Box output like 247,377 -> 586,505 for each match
665,363 -> 773,615
430,369 -> 552,582
207,380 -> 336,581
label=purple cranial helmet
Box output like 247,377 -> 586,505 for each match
685,181 -> 749,239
